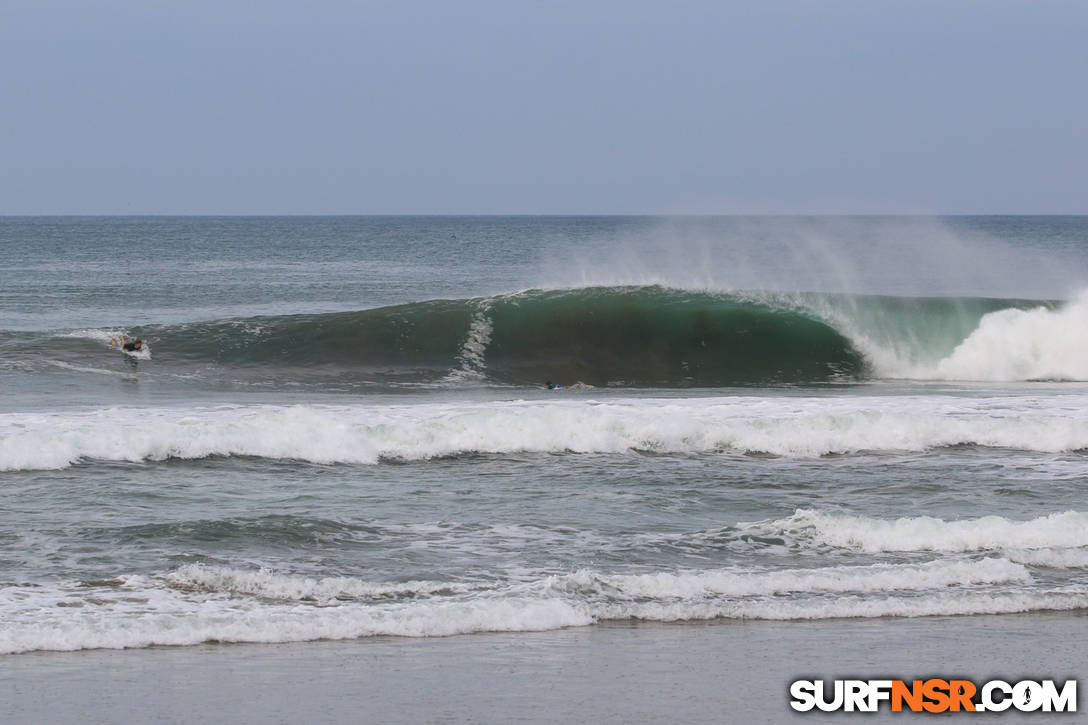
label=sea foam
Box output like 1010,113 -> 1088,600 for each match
4,393 -> 1088,470
0,557 -> 1074,654
856,291 -> 1088,381
758,508 -> 1088,557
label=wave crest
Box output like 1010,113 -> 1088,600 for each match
6,395 -> 1088,471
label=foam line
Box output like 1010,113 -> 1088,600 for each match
5,394 -> 1088,470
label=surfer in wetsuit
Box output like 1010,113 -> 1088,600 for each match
112,335 -> 143,352
546,380 -> 593,390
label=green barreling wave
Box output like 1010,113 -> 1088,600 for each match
26,286 -> 1059,387
133,287 -> 868,386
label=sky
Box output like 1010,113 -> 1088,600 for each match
2,0 -> 1087,215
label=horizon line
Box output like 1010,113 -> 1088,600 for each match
3,212 -> 1088,218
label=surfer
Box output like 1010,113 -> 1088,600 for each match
545,380 -> 593,390
111,335 -> 143,352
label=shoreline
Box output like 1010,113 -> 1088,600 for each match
4,613 -> 1084,724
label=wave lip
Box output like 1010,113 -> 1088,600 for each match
2,555 -> 1081,654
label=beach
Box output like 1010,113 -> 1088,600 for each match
2,216 -> 1086,722
5,614 -> 1084,724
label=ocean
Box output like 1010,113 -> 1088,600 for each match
2,216 -> 1087,722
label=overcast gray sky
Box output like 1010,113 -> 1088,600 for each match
2,0 -> 1086,214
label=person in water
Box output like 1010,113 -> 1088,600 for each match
546,380 -> 593,390
112,335 -> 143,352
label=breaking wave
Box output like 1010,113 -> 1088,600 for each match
5,394 -> 1088,471
760,509 -> 1088,552
14,285 -> 1088,386
751,509 -> 1088,568
3,555 -> 1084,654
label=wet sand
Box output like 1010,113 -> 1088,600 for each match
3,613 -> 1084,724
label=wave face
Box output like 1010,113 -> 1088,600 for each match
134,287 -> 869,386
14,285 -> 1081,386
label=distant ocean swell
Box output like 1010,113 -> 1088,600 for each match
4,505 -> 1088,654
5,395 -> 1088,471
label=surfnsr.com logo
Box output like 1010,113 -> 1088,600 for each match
789,679 -> 1077,713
